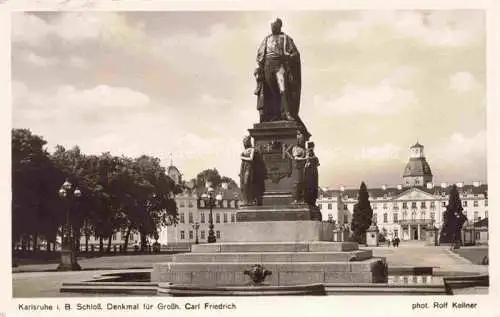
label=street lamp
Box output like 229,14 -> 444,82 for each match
201,186 -> 222,243
192,222 -> 200,244
57,179 -> 82,271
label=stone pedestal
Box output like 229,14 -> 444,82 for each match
221,220 -> 333,242
246,120 -> 310,209
152,242 -> 388,287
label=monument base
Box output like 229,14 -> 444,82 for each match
151,242 -> 388,287
220,220 -> 333,242
237,203 -> 321,222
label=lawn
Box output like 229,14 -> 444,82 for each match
452,247 -> 488,265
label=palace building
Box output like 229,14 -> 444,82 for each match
317,142 -> 488,242
157,180 -> 241,245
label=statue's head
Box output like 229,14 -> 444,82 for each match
307,141 -> 315,154
243,135 -> 252,148
271,18 -> 283,35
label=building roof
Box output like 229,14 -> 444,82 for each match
320,184 -> 488,200
403,158 -> 433,177
194,185 -> 242,201
411,142 -> 423,148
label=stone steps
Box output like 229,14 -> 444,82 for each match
172,250 -> 372,263
191,242 -> 359,253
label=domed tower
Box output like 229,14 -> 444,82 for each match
402,142 -> 433,188
167,165 -> 182,186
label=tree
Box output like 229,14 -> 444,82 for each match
350,182 -> 373,244
195,169 -> 222,189
12,129 -> 60,251
439,185 -> 467,246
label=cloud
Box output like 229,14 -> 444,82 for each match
12,12 -> 146,47
328,11 -> 484,47
68,56 -> 87,69
12,13 -> 52,46
433,131 -> 486,162
359,143 -> 402,161
24,52 -> 58,67
315,82 -> 416,116
56,85 -> 150,109
449,72 -> 477,92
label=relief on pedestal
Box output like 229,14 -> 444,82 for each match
259,140 -> 293,184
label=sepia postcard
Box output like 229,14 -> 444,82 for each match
1,0 -> 498,316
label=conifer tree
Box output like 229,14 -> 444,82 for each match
439,184 -> 467,245
350,182 -> 373,244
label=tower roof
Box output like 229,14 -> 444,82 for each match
403,157 -> 433,177
410,141 -> 423,149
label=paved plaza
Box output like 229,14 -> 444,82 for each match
12,244 -> 488,297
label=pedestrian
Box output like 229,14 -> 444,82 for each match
387,238 -> 391,247
392,238 -> 396,247
395,237 -> 400,247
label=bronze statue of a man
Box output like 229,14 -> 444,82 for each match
255,18 -> 302,123
292,132 -> 307,203
239,135 -> 265,206
304,141 -> 320,206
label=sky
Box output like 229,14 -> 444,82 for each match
11,10 -> 486,188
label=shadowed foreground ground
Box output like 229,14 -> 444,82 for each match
12,244 -> 488,297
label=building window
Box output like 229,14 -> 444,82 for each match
485,210 -> 488,218
372,214 -> 377,224
112,232 -> 117,240
343,215 -> 348,223
430,212 -> 435,220
485,200 -> 488,207
403,211 -> 408,220
223,213 -> 228,223
180,213 -> 185,223
411,202 -> 417,209
318,204 -> 322,210
394,229 -> 399,238
200,213 -> 205,223
188,201 -> 193,208
463,201 -> 468,207
231,213 -> 236,222
344,204 -> 348,210
402,202 -> 408,209
200,231 -> 205,240
180,231 -> 185,240
463,211 -> 467,217
442,202 -> 446,207
179,200 -> 185,207
328,203 -> 332,210
393,213 -> 399,222
411,211 -> 416,220
383,213 -> 388,223
474,211 -> 479,221
430,201 -> 436,209
189,230 -> 193,240
188,212 -> 193,223
473,200 -> 479,207
420,211 -> 425,219
421,202 -> 426,209
383,203 -> 387,209
216,231 -> 221,239
373,204 -> 378,210
216,214 -> 220,223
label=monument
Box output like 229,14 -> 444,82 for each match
152,19 -> 388,291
